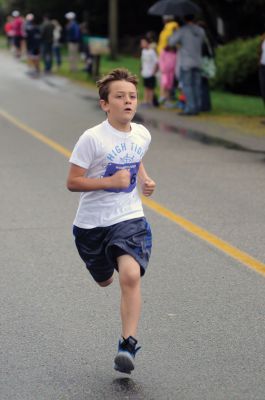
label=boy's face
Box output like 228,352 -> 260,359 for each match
100,80 -> 137,130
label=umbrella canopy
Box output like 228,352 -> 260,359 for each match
148,0 -> 201,17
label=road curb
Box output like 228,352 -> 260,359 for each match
135,107 -> 265,153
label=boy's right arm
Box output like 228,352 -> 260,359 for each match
66,163 -> 131,192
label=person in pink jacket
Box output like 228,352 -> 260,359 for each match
11,10 -> 24,58
158,45 -> 177,106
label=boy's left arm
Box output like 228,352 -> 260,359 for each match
138,162 -> 156,197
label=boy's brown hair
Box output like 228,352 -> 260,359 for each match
96,68 -> 138,101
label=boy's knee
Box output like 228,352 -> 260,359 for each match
120,267 -> 140,288
97,275 -> 114,287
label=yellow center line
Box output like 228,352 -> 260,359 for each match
1,107 -> 265,277
141,197 -> 265,277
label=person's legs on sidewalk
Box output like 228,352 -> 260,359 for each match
259,65 -> 265,107
68,42 -> 79,72
141,77 -> 156,107
42,43 -> 53,73
53,45 -> 61,70
193,67 -> 202,114
180,68 -> 196,114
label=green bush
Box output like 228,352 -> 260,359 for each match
213,36 -> 261,93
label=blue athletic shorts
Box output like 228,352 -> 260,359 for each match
73,217 -> 152,283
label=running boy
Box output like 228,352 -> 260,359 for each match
67,68 -> 156,374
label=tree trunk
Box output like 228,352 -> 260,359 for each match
109,0 -> 118,59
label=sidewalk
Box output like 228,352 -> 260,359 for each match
1,48 -> 264,152
58,72 -> 265,152
136,104 -> 265,153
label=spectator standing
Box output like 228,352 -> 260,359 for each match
26,15 -> 41,76
4,16 -> 15,49
40,15 -> 54,73
79,21 -> 93,75
140,37 -> 158,107
24,13 -> 34,53
169,14 -> 206,115
52,20 -> 62,71
158,45 -> 177,106
146,31 -> 160,106
65,12 -> 81,72
198,20 -> 216,112
259,34 -> 265,108
156,16 -> 179,105
11,10 -> 24,58
146,31 -> 157,51
157,15 -> 179,55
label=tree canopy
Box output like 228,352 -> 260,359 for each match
1,0 -> 265,40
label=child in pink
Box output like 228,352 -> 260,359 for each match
158,46 -> 177,105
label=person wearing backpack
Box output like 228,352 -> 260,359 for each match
65,12 -> 81,72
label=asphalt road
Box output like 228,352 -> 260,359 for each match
1,52 -> 265,400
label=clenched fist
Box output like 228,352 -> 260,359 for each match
141,178 -> 156,197
109,169 -> 131,189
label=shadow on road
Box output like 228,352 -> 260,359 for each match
111,377 -> 145,398
135,113 -> 265,155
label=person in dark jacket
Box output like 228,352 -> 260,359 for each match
65,12 -> 81,72
197,20 -> 216,112
40,14 -> 54,73
26,15 -> 41,76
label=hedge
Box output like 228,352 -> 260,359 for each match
212,36 -> 261,94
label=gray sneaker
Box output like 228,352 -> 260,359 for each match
114,336 -> 141,374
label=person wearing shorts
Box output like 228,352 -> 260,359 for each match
67,68 -> 156,374
140,37 -> 158,107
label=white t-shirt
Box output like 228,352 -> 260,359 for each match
141,48 -> 158,78
69,119 -> 151,228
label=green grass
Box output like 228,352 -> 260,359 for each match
100,54 -> 140,74
0,35 -> 7,49
59,53 -> 264,117
0,34 -> 263,117
57,53 -> 145,98
211,91 -> 264,117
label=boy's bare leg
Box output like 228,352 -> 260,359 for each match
143,88 -> 153,105
143,88 -> 149,103
146,88 -> 154,104
97,274 -> 114,287
117,255 -> 141,338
